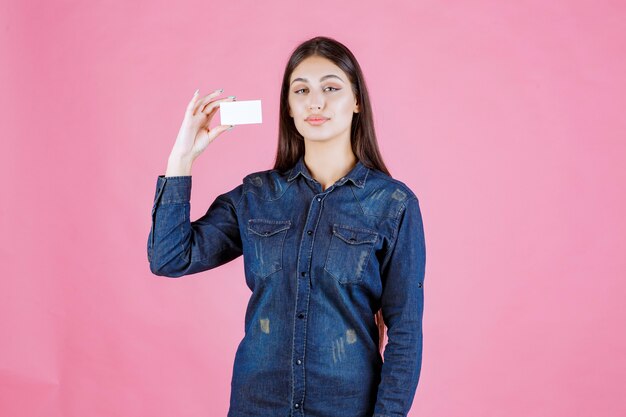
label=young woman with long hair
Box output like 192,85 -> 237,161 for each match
148,36 -> 426,417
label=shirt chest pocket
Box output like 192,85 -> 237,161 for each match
247,219 -> 291,279
324,224 -> 378,285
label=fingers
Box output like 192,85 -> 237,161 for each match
193,89 -> 223,115
201,103 -> 221,123
187,88 -> 222,115
199,95 -> 236,116
186,89 -> 202,112
185,88 -> 237,119
207,124 -> 235,142
192,89 -> 230,115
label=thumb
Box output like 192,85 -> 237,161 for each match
206,124 -> 235,143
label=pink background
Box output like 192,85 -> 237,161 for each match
1,0 -> 625,416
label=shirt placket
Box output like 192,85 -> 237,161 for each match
290,181 -> 339,415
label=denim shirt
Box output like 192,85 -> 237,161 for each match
147,156 -> 426,417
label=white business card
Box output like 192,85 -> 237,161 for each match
219,100 -> 263,125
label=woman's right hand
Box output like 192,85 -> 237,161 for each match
169,88 -> 236,163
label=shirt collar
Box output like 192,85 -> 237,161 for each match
287,155 -> 369,189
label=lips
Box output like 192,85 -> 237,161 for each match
305,115 -> 329,125
306,118 -> 328,126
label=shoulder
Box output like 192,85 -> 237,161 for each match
357,168 -> 420,219
211,167 -> 288,211
241,167 -> 291,200
366,169 -> 419,201
242,167 -> 287,186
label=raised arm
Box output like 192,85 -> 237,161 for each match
147,175 -> 243,277
147,87 -> 241,277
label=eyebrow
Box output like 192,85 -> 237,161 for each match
290,74 -> 344,86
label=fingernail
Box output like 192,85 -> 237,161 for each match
216,88 -> 224,93
193,89 -> 199,96
228,95 -> 236,99
228,125 -> 235,130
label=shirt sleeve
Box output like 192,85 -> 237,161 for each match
373,196 -> 426,417
147,175 -> 244,277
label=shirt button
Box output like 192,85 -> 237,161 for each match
296,359 -> 302,365
298,313 -> 305,319
316,197 -> 321,201
300,271 -> 306,277
294,403 -> 300,409
307,230 -> 312,235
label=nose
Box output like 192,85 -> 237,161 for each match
307,91 -> 324,110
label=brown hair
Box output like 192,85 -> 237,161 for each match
272,36 -> 391,357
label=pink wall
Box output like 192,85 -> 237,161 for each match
1,1 -> 624,416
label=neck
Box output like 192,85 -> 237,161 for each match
303,140 -> 357,191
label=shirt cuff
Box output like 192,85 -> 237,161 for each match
155,175 -> 192,203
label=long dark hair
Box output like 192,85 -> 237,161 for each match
272,36 -> 390,357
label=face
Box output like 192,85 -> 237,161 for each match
288,55 -> 360,143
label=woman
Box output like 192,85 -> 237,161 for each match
148,36 -> 426,417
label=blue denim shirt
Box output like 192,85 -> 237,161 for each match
147,156 -> 426,417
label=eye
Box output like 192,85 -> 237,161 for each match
293,86 -> 340,94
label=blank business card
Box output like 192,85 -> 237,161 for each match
219,100 -> 263,125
